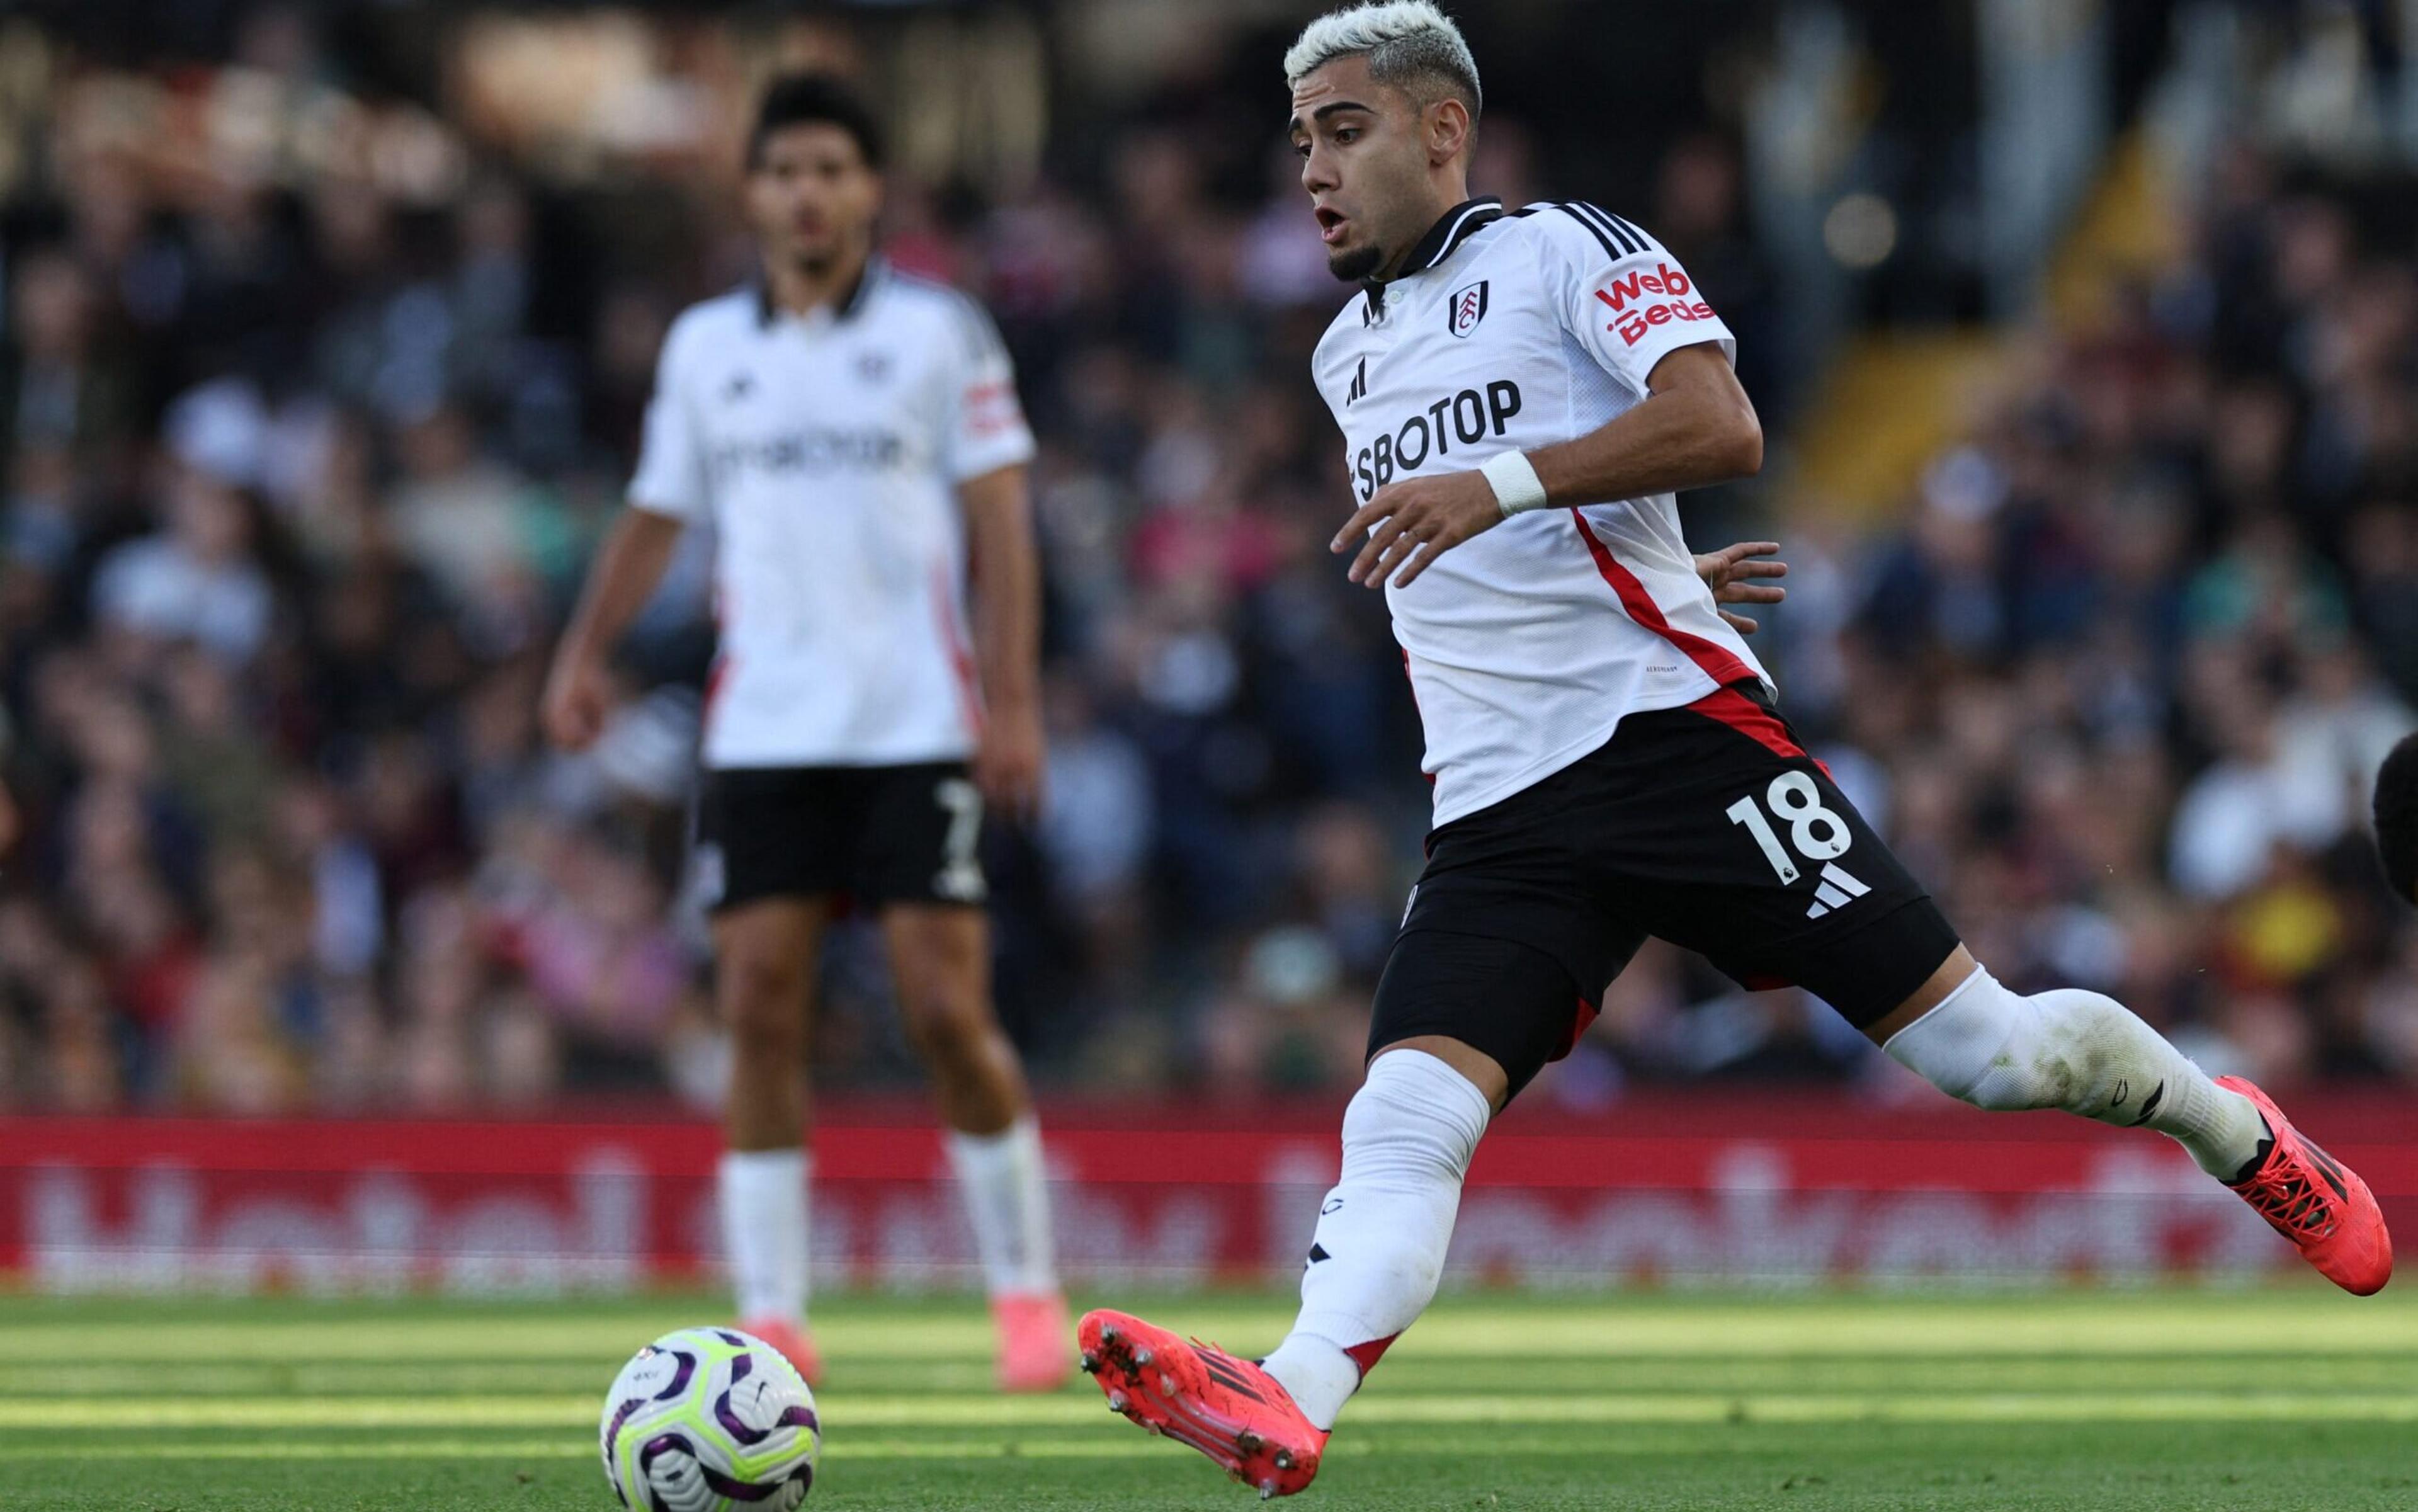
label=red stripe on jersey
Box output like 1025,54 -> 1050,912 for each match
1686,684 -> 1833,780
1569,509 -> 1754,690
704,587 -> 732,722
933,562 -> 984,738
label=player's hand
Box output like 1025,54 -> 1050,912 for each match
1331,470 -> 1504,589
1694,540 -> 1787,635
540,653 -> 615,751
975,699 -> 1045,820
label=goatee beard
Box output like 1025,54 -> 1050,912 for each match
1327,244 -> 1383,282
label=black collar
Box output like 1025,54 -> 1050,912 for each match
1360,196 -> 1502,320
754,253 -> 887,329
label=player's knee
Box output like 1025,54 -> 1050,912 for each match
720,955 -> 808,1049
1883,969 -> 2133,1115
1341,1050 -> 1491,1181
899,989 -> 995,1067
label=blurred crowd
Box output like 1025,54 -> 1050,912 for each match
0,12 -> 2414,1117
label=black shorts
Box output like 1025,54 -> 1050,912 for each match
1375,682 -> 1958,1099
694,763 -> 987,912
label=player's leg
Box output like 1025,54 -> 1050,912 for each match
1864,943 -> 2266,1173
698,767 -> 841,1383
1643,684 -> 2389,1293
712,895 -> 830,1380
880,903 -> 1063,1320
1081,864 -> 1620,1495
865,764 -> 1066,1390
1256,936 -> 1557,1431
1865,943 -> 2388,1290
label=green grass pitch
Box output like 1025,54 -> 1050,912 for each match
3,1287 -> 2415,1510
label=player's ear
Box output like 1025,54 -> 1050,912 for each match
1426,96 -> 1472,167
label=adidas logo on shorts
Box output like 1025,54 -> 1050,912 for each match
1804,861 -> 1869,919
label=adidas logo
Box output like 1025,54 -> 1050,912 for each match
1803,861 -> 1870,919
1347,356 -> 1366,406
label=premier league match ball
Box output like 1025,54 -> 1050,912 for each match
600,1327 -> 821,1511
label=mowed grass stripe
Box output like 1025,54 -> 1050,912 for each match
8,1296 -> 2418,1362
0,1431 -> 1893,1464
14,1390 -> 2418,1431
16,1353 -> 2418,1401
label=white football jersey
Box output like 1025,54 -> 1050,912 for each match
1312,197 -> 1771,827
629,258 -> 1035,769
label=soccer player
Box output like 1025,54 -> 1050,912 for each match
2379,732 -> 2418,907
1077,4 -> 2393,1495
542,74 -> 1067,1392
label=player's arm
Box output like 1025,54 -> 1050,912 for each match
959,462 -> 1045,817
1334,342 -> 1759,589
1530,343 -> 1761,507
544,318 -> 705,751
542,508 -> 684,751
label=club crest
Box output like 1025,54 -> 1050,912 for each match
1446,280 -> 1489,337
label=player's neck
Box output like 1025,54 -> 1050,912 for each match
762,239 -> 875,319
1375,177 -> 1476,283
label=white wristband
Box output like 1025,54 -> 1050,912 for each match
1480,449 -> 1549,518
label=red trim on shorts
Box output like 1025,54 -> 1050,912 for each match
1553,996 -> 1601,1062
1685,684 -> 1831,778
1569,509 -> 1754,689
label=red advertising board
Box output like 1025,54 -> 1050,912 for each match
5,1093 -> 2413,1293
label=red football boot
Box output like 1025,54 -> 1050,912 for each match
992,1290 -> 1073,1393
1078,1309 -> 1327,1498
2216,1076 -> 2393,1295
739,1316 -> 825,1389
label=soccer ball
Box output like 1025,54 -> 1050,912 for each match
599,1327 -> 821,1511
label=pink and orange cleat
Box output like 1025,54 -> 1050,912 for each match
993,1290 -> 1074,1392
1078,1308 -> 1327,1499
2217,1076 -> 2392,1296
739,1316 -> 825,1389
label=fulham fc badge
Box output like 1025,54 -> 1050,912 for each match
1446,280 -> 1489,338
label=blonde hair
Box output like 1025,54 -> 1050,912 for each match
1283,2 -> 1480,115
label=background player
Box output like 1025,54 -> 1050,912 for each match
1077,3 -> 2393,1494
2380,732 -> 2418,907
543,74 -> 1065,1392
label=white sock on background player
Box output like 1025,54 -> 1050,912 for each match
946,1115 -> 1059,1295
1261,1049 -> 1492,1430
720,1149 -> 810,1321
1884,967 -> 2268,1178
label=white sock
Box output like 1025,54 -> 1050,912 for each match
1260,1049 -> 1490,1430
945,1115 -> 1058,1297
719,1149 -> 810,1321
1885,967 -> 2268,1179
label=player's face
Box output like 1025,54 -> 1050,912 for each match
1289,55 -> 1435,283
746,123 -> 881,275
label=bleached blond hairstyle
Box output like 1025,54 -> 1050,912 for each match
1282,2 -> 1481,115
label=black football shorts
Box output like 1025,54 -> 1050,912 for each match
694,762 -> 988,911
1373,681 -> 1959,1099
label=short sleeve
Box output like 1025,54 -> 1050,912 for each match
627,321 -> 708,522
1535,203 -> 1734,396
940,298 -> 1037,483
